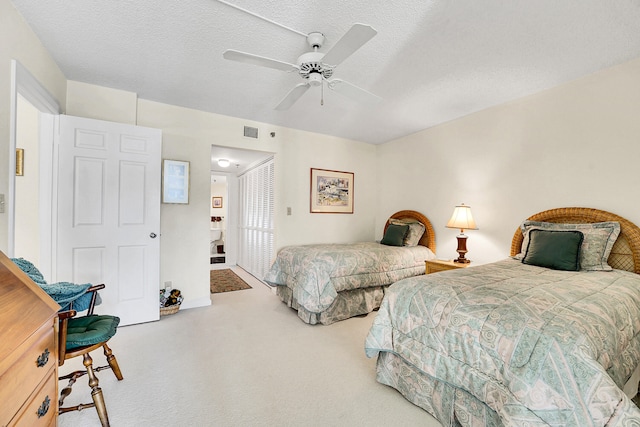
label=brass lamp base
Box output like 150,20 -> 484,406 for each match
453,234 -> 471,264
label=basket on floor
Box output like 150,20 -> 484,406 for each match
160,288 -> 183,316
160,304 -> 180,316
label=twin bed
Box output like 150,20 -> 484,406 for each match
264,210 -> 437,325
365,207 -> 640,426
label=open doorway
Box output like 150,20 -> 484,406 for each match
210,173 -> 228,267
210,145 -> 274,281
14,95 -> 41,263
9,60 -> 60,278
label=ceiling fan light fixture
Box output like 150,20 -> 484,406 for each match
307,72 -> 323,87
218,159 -> 230,167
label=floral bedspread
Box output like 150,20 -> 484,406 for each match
365,258 -> 640,426
264,242 -> 435,314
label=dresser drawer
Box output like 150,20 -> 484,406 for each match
0,323 -> 56,425
8,368 -> 57,427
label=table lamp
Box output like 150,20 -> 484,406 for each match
446,203 -> 478,263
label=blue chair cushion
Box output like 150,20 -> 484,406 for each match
66,315 -> 120,350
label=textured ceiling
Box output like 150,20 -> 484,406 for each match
11,0 -> 640,145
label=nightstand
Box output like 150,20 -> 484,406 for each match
425,259 -> 470,274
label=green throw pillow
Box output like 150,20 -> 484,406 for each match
522,229 -> 584,271
381,224 -> 409,247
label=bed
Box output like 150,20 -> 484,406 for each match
264,210 -> 437,325
365,207 -> 640,426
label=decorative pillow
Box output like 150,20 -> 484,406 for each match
515,221 -> 620,271
389,218 -> 426,246
381,224 -> 410,247
522,229 -> 584,271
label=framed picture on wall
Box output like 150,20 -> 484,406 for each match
212,197 -> 223,208
310,168 -> 354,214
162,159 -> 190,204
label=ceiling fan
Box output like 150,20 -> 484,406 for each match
223,23 -> 381,110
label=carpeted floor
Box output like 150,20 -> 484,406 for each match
57,268 -> 439,427
210,268 -> 252,293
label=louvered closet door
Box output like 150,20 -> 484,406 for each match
238,158 -> 274,280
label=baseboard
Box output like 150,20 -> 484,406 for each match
179,296 -> 212,310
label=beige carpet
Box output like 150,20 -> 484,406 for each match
57,267 -> 441,427
210,268 -> 252,293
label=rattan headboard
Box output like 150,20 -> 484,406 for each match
510,207 -> 640,274
384,210 -> 436,253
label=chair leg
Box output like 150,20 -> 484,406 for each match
83,352 -> 110,427
103,343 -> 123,381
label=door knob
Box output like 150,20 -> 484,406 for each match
150,232 -> 157,238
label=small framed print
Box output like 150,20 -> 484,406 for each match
162,159 -> 190,204
212,197 -> 223,208
310,168 -> 354,214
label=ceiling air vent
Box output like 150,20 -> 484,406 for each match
244,126 -> 258,139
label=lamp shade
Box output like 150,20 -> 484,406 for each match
446,204 -> 478,231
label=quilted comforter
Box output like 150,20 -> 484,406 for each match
264,242 -> 435,314
365,258 -> 640,426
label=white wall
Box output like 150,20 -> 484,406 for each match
377,56 -> 640,265
210,180 -> 227,224
0,0 -> 67,253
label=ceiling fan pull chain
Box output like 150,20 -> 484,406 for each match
321,82 -> 324,106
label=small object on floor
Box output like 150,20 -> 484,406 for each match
160,288 -> 183,315
210,269 -> 252,294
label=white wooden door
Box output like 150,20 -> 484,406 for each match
55,115 -> 161,325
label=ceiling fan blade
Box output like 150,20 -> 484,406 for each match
321,23 -> 377,66
275,83 -> 311,110
328,79 -> 381,105
223,50 -> 298,73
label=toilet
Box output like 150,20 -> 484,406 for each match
210,229 -> 222,241
210,228 -> 225,263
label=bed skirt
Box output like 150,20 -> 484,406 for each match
376,351 -> 640,427
276,285 -> 386,325
376,351 -> 503,426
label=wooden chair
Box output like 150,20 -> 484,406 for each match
57,284 -> 123,427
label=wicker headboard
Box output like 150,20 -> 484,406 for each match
510,207 -> 640,274
384,210 -> 436,252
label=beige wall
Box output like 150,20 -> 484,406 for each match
0,0 -> 66,252
377,56 -> 640,265
67,80 -> 137,124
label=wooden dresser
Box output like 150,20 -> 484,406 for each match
0,251 -> 59,427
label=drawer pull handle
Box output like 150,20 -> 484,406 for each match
37,395 -> 50,418
37,348 -> 50,367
